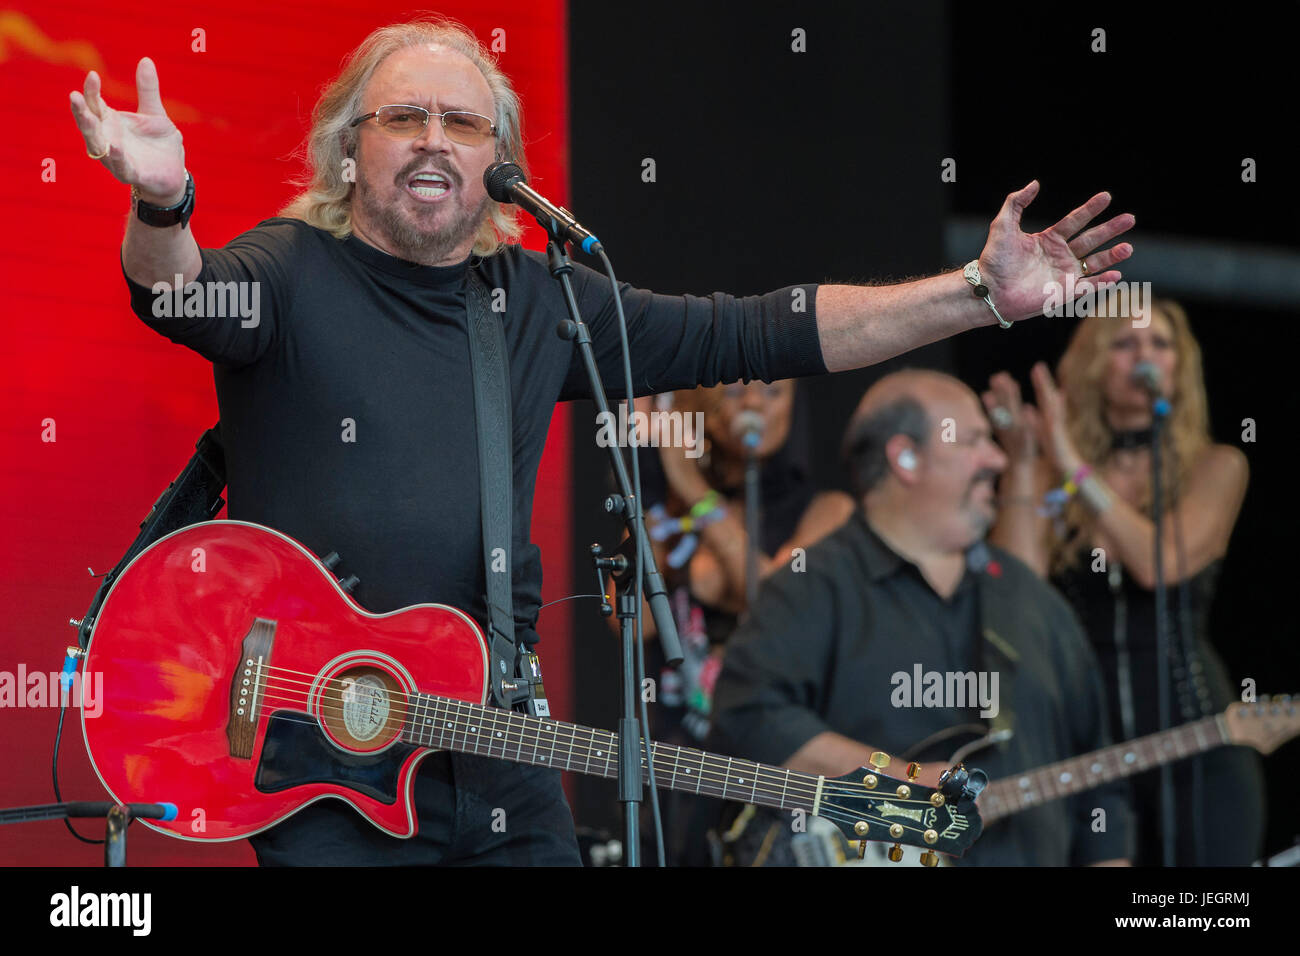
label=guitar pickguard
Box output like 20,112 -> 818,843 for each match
254,710 -> 419,805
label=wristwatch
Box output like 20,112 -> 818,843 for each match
132,171 -> 195,229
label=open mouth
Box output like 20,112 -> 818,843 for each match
407,171 -> 452,200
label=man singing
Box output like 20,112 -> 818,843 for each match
68,16 -> 1134,865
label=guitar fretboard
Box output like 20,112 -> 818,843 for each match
979,714 -> 1227,823
399,692 -> 823,814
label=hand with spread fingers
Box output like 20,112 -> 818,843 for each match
975,181 -> 1136,323
69,57 -> 186,205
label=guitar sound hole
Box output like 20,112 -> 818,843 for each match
317,665 -> 406,753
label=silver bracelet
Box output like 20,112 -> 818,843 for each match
963,260 -> 1012,329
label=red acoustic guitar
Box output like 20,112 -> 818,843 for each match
80,521 -> 984,859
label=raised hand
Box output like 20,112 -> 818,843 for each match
977,181 -> 1135,323
1028,361 -> 1083,476
982,371 -> 1040,464
69,57 -> 186,204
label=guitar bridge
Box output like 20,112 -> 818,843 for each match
226,618 -> 276,759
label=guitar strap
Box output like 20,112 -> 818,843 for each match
75,425 -> 228,650
465,267 -> 546,714
78,268 -> 544,712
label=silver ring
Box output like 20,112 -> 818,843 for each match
991,407 -> 1014,429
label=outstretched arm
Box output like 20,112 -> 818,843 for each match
815,182 -> 1136,372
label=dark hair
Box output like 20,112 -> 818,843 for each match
841,396 -> 931,497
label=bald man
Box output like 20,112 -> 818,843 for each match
709,370 -> 1132,866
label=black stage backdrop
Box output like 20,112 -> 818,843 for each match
566,1 -> 1299,859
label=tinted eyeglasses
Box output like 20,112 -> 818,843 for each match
349,105 -> 497,145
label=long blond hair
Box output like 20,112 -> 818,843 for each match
1050,297 -> 1212,572
279,16 -> 527,256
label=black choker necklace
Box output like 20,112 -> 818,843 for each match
1111,427 -> 1155,451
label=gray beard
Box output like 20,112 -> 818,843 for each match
354,175 -> 490,265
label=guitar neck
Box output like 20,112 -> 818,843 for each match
980,712 -> 1228,824
399,692 -> 822,814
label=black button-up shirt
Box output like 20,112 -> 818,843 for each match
710,510 -> 1132,865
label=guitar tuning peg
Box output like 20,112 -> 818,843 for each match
869,751 -> 891,771
851,823 -> 871,860
907,761 -> 922,781
888,843 -> 904,863
919,850 -> 939,867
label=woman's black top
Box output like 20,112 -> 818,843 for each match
1053,552 -> 1266,865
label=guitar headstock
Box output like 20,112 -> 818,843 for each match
819,755 -> 986,863
1225,695 -> 1299,754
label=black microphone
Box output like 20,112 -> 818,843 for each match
483,162 -> 603,254
1132,360 -> 1171,418
1131,360 -> 1162,395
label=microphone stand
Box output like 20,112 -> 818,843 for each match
546,240 -> 682,867
0,801 -> 177,866
743,440 -> 761,609
1149,394 -> 1175,866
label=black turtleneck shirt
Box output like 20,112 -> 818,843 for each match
122,217 -> 826,648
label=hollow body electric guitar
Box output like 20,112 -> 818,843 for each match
81,521 -> 984,858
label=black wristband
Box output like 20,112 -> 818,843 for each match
133,172 -> 195,230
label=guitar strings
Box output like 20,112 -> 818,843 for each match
242,676 -> 954,815
240,664 -> 947,805
202,694 -> 952,846
241,659 -> 967,813
242,661 -> 967,806
248,679 -> 923,806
